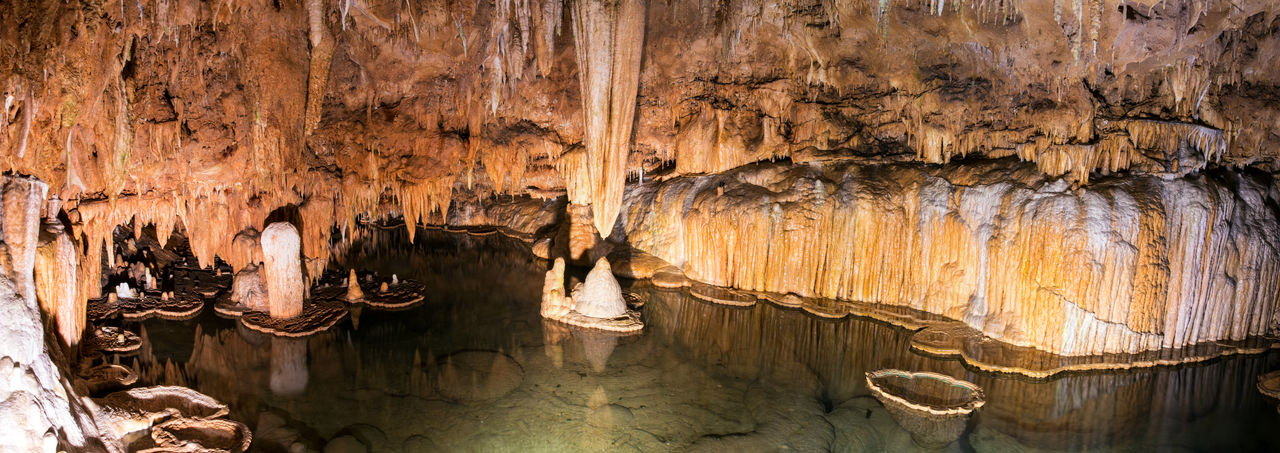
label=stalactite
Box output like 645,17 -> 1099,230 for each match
570,0 -> 646,235
1125,120 -> 1227,164
16,91 -> 36,159
305,0 -> 335,137
394,176 -> 454,242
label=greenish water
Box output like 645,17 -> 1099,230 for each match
122,229 -> 1280,452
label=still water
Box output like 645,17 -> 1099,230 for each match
122,229 -> 1280,452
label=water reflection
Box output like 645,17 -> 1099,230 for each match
115,228 -> 1280,452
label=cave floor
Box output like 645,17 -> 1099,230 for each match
117,230 -> 1280,452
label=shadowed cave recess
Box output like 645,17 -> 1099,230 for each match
2,0 -> 1280,451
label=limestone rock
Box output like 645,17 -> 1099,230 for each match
230,265 -> 269,313
34,225 -> 81,348
624,160 -> 1280,356
865,370 -> 984,449
261,222 -> 305,319
540,258 -> 572,319
572,258 -> 627,319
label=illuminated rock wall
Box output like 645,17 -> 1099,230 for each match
621,160 -> 1280,355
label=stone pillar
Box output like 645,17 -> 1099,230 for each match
0,176 -> 48,308
260,222 -> 304,318
35,226 -> 80,349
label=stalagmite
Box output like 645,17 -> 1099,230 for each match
260,222 -> 305,319
541,258 -> 571,319
230,266 -> 270,313
572,258 -> 626,319
570,0 -> 647,235
346,269 -> 365,301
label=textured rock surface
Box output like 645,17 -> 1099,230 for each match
261,222 -> 304,319
1,0 -> 1278,280
572,258 -> 627,319
621,159 -> 1280,355
0,176 -> 106,452
34,224 -> 80,348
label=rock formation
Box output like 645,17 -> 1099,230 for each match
866,369 -> 985,448
261,222 -> 305,319
1,7 -> 1280,449
230,266 -> 269,313
0,175 -> 106,451
621,160 -> 1280,356
35,222 -> 81,349
572,258 -> 628,319
541,258 -> 572,319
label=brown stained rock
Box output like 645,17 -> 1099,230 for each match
239,301 -> 348,338
865,369 -> 984,449
359,280 -> 426,310
80,364 -> 137,394
84,326 -> 142,354
174,268 -> 234,299
92,291 -> 205,322
99,386 -> 230,420
689,283 -> 758,308
1258,371 -> 1280,401
531,237 -> 553,260
146,417 -> 253,453
606,248 -> 671,279
799,297 -> 851,319
650,266 -> 689,289
546,309 -> 645,334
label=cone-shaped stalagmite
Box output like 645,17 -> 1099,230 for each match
573,258 -> 627,319
260,222 -> 304,319
571,0 -> 647,235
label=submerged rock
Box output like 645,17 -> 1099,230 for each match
435,350 -> 524,402
865,369 -> 984,449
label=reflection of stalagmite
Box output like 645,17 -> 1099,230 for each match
574,328 -> 618,373
570,0 -> 647,235
260,222 -> 304,319
269,337 -> 308,397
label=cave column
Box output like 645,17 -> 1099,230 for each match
260,222 -> 304,319
34,198 -> 81,350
